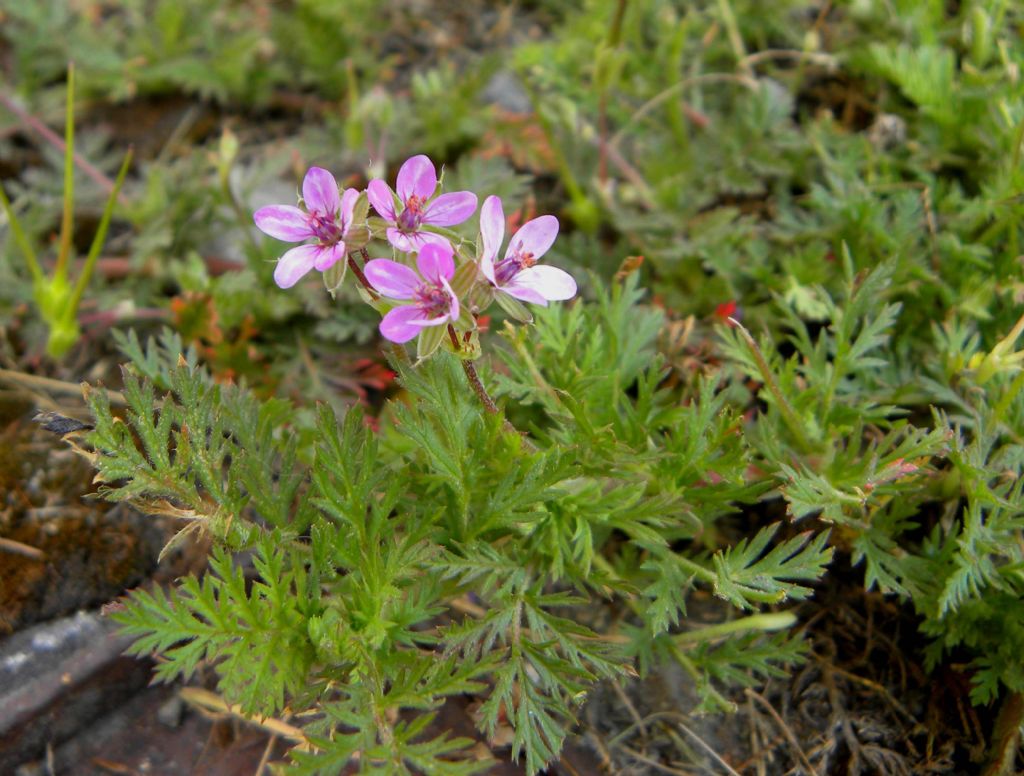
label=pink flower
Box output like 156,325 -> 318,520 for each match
254,167 -> 359,289
367,155 -> 477,252
478,195 -> 576,305
364,243 -> 461,343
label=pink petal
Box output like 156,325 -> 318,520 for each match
274,244 -> 321,288
367,180 -> 397,221
440,275 -> 460,322
313,242 -> 346,272
410,313 -> 451,328
364,259 -> 420,299
416,243 -> 455,283
506,215 -> 559,262
339,187 -> 360,229
478,195 -> 504,283
501,283 -> 549,306
509,265 -> 577,301
380,305 -> 429,343
254,205 -> 314,242
303,167 -> 341,216
386,228 -> 452,253
418,231 -> 455,250
396,154 -> 437,202
424,191 -> 477,227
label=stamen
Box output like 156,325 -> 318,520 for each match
493,249 -> 537,285
414,281 -> 450,317
398,195 -> 424,232
310,213 -> 343,244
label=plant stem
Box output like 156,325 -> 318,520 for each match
348,251 -> 378,298
983,690 -> 1024,776
68,149 -> 132,312
672,554 -> 717,584
54,63 -> 76,281
448,324 -> 499,414
716,0 -> 753,78
222,179 -> 261,255
673,611 -> 797,646
0,184 -> 44,285
446,324 -> 537,451
521,77 -> 590,216
596,0 -> 628,183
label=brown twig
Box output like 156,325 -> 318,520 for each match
670,718 -> 743,776
618,745 -> 691,776
0,537 -> 46,560
610,680 -> 647,737
178,688 -> 309,747
254,731 -> 280,776
745,688 -> 818,775
0,367 -> 125,405
983,690 -> 1024,776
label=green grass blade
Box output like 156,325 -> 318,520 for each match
0,184 -> 44,285
68,148 -> 133,313
54,63 -> 75,280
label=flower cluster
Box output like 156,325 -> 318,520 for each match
254,154 -> 576,356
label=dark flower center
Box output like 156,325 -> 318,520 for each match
414,281 -> 450,318
494,247 -> 536,285
310,212 -> 344,245
397,195 -> 425,232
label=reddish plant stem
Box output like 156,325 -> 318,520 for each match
0,91 -> 128,206
347,251 -> 378,298
447,324 -> 461,351
448,324 -> 499,414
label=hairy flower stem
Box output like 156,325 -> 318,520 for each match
448,325 -> 499,413
446,324 -> 538,452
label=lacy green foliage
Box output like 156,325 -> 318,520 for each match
710,525 -> 832,612
81,282 -> 844,773
912,397 -> 1024,705
116,536 -> 317,716
73,252 -> 1024,767
711,240 -> 1024,706
86,360 -> 310,545
111,328 -> 202,391
492,276 -> 828,694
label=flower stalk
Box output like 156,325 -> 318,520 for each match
0,64 -> 132,358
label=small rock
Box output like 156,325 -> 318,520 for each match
157,694 -> 184,729
868,113 -> 907,150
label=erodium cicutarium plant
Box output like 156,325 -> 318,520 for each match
69,154 -> 835,775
